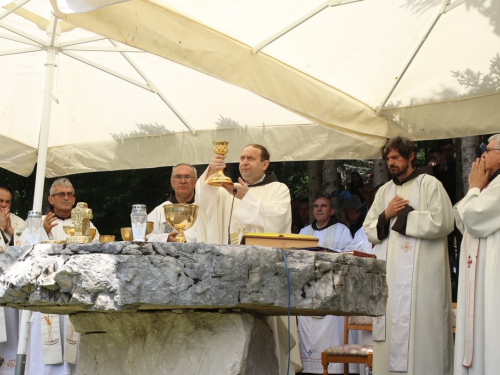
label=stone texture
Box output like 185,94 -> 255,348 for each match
0,242 -> 387,316
72,311 -> 278,375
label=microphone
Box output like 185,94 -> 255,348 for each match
227,188 -> 237,245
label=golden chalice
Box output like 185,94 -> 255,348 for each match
206,140 -> 233,186
63,224 -> 76,236
163,204 -> 199,243
121,227 -> 133,241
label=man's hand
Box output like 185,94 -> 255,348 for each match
43,212 -> 59,235
206,154 -> 227,180
167,231 -> 179,242
0,208 -> 13,237
469,158 -> 490,190
384,196 -> 409,220
222,177 -> 249,200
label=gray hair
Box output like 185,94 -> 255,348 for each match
49,178 -> 74,196
488,134 -> 500,147
171,163 -> 197,178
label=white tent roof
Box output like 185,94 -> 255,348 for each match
52,0 -> 500,142
1,0 -> 383,178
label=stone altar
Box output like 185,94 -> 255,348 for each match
0,242 -> 387,374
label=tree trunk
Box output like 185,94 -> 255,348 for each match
460,136 -> 480,193
308,161 -> 322,222
323,160 -> 340,215
373,158 -> 389,187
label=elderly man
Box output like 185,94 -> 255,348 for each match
23,178 -> 99,375
197,143 -> 299,374
454,134 -> 500,375
297,197 -> 355,374
0,187 -> 25,251
147,163 -> 206,243
363,136 -> 454,375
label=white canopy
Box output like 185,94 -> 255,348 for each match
52,0 -> 500,143
1,0 -> 383,180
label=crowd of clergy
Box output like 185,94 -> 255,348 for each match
0,134 -> 499,375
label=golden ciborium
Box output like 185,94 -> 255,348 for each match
163,204 -> 198,243
206,140 -> 233,186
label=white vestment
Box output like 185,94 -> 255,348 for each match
299,222 -> 352,251
453,173 -> 500,375
197,170 -> 292,245
147,199 -> 207,243
349,227 -> 375,254
23,216 -> 99,375
363,172 -> 454,375
0,214 -> 25,368
298,222 -> 359,374
197,169 -> 301,374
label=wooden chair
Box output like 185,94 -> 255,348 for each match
321,315 -> 373,375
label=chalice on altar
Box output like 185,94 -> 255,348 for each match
206,140 -> 233,186
163,204 -> 198,243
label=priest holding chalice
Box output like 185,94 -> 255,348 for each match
196,142 -> 300,374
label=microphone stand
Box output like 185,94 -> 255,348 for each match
228,188 -> 237,245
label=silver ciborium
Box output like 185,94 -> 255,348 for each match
163,204 -> 198,243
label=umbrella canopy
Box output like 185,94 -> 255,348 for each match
0,0 -> 382,181
52,0 -> 500,142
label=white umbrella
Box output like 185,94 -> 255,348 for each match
51,0 -> 500,141
0,0 -> 382,190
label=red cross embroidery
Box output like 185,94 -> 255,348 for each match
401,241 -> 412,253
467,255 -> 473,268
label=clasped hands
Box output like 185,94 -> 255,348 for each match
0,207 -> 13,236
469,158 -> 490,190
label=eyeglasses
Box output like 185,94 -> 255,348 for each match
171,175 -> 196,181
485,147 -> 500,153
51,192 -> 74,198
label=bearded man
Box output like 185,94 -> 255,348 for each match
363,136 -> 454,375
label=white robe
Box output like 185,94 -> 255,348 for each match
299,222 -> 352,251
349,227 -> 375,254
453,174 -> 500,375
196,170 -> 292,245
196,169 -> 301,374
363,173 -> 454,375
298,222 -> 359,374
0,215 -> 24,372
23,217 -> 98,375
147,199 -> 207,243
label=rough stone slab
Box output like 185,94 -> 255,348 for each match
72,311 -> 278,375
0,243 -> 387,316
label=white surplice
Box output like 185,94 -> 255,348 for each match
196,170 -> 292,245
23,217 -> 99,375
363,172 -> 454,375
0,213 -> 25,251
196,168 -> 301,374
299,222 -> 352,251
453,173 -> 500,375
